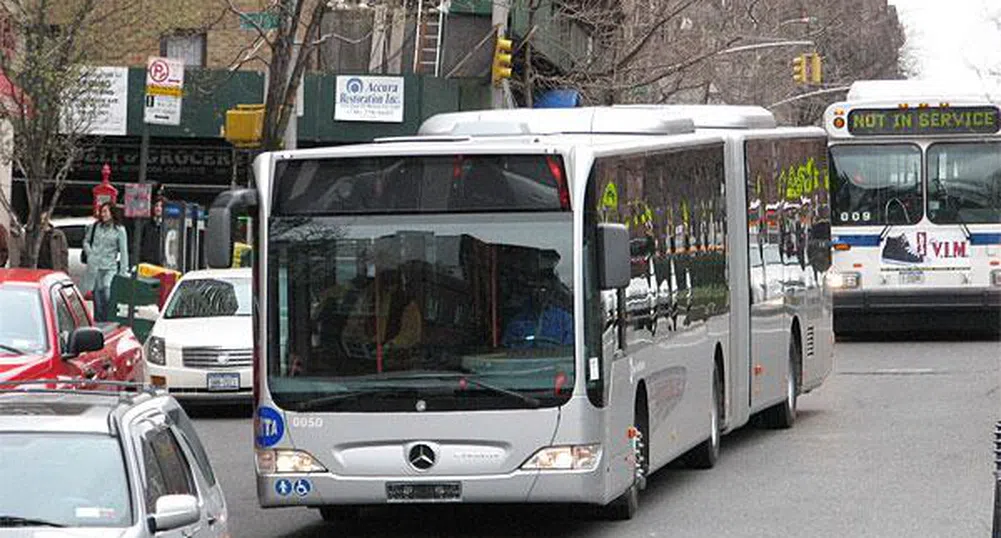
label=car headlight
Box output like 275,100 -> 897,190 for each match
256,449 -> 327,474
521,444 -> 601,471
992,270 -> 1001,287
826,271 -> 860,289
146,336 -> 166,365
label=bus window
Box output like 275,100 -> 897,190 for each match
830,144 -> 922,225
927,142 -> 1001,224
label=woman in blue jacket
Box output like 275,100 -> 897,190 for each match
81,202 -> 129,322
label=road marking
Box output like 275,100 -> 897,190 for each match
838,368 -> 942,376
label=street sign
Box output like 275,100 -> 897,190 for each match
144,56 -> 184,126
123,183 -> 152,218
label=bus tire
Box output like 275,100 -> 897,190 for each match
684,363 -> 721,469
763,332 -> 800,429
319,506 -> 360,525
600,392 -> 648,521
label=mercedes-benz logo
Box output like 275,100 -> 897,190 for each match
408,443 -> 436,471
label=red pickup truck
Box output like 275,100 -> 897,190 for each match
0,269 -> 143,384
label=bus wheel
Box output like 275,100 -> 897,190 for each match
763,333 -> 800,429
319,506 -> 360,525
601,396 -> 648,520
684,364 -> 721,469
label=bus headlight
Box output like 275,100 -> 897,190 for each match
992,270 -> 1001,287
256,449 -> 328,474
145,336 -> 166,365
521,444 -> 601,471
826,271 -> 860,289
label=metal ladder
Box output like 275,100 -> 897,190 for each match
413,0 -> 445,76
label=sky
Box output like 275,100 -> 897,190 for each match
888,0 -> 1001,84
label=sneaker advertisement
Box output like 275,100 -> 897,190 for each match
880,229 -> 971,268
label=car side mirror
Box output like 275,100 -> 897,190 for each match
597,223 -> 630,289
66,327 -> 104,357
149,494 -> 200,533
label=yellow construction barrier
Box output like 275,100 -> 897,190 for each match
137,263 -> 182,280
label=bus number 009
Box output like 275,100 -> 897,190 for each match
291,416 -> 324,429
840,211 -> 871,222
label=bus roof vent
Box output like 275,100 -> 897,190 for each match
418,107 -> 696,137
847,79 -> 996,103
614,104 -> 777,129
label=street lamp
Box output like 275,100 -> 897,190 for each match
713,40 -> 815,57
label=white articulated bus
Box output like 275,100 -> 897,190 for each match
824,80 -> 1001,334
204,106 -> 833,522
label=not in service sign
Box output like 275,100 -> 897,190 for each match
334,76 -> 404,123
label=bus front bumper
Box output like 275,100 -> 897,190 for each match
833,288 -> 1001,330
256,467 -> 608,508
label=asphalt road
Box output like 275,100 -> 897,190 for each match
190,332 -> 999,538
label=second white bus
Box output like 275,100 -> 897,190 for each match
824,80 -> 1001,334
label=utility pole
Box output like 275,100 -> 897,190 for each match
491,0 -> 509,109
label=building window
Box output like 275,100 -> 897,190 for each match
160,32 -> 206,67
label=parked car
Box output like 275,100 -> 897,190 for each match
0,382 -> 229,536
145,268 -> 252,403
0,269 -> 143,384
50,216 -> 93,285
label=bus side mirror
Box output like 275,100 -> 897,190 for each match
598,223 -> 630,289
206,189 -> 258,269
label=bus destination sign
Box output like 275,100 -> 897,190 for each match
847,106 -> 1001,136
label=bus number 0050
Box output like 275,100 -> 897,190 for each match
291,416 -> 324,429
840,211 -> 871,222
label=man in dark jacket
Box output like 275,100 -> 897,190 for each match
139,196 -> 164,266
37,215 -> 69,272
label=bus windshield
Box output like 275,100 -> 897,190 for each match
266,154 -> 575,412
927,142 -> 1001,224
830,144 -> 922,226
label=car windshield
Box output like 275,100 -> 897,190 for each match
0,433 -> 132,527
163,277 -> 252,319
0,286 -> 48,358
267,214 -> 575,412
927,142 -> 1001,224
830,144 -> 922,225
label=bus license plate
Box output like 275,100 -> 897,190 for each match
899,270 -> 924,285
386,482 -> 461,503
206,372 -> 240,391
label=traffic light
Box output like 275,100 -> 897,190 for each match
810,53 -> 823,84
492,33 -> 513,87
792,54 -> 807,84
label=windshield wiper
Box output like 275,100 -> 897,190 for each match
384,371 -> 541,408
0,515 -> 65,527
932,176 -> 972,240
295,387 -> 411,411
0,344 -> 26,355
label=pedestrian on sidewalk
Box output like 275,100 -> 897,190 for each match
139,194 -> 165,266
36,214 -> 69,272
81,202 -> 129,322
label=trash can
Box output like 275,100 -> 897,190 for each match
108,274 -> 161,344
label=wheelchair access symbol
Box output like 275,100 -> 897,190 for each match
293,478 -> 312,497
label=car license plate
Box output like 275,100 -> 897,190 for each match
386,482 -> 462,503
899,270 -> 924,285
206,372 -> 240,391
